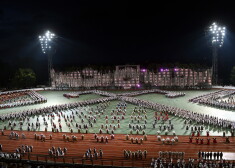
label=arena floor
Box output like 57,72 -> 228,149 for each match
0,89 -> 235,167
0,89 -> 234,136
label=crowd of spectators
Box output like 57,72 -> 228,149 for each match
151,157 -> 235,168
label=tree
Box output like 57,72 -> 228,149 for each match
0,61 -> 11,89
230,66 -> 235,85
12,68 -> 36,89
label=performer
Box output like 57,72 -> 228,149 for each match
196,137 -> 199,144
197,131 -> 200,137
192,131 -> 195,137
207,138 -> 210,145
200,138 -> 203,145
189,136 -> 193,143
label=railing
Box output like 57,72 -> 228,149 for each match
2,153 -> 234,167
0,153 -> 151,167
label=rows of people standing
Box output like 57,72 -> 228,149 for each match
198,151 -> 223,160
189,89 -> 235,110
120,96 -> 235,134
0,90 -> 47,109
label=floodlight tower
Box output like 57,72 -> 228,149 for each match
208,22 -> 226,85
39,31 -> 56,87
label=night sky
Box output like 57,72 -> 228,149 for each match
1,1 -> 235,86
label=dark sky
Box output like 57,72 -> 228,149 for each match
1,0 -> 235,85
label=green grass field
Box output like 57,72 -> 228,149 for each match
0,90 -> 234,136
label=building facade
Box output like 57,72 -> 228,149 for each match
50,65 -> 212,89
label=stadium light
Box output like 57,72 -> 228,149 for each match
209,22 -> 225,48
38,30 -> 56,86
39,30 -> 56,54
207,22 -> 226,85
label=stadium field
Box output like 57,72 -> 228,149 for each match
0,89 -> 234,136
